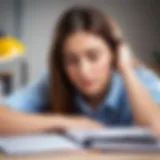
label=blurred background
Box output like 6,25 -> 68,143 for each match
0,0 -> 160,98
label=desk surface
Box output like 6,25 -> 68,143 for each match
1,150 -> 160,160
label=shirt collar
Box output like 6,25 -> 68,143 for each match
75,72 -> 123,114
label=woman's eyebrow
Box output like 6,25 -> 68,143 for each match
85,47 -> 100,54
63,52 -> 78,58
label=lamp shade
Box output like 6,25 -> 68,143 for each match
0,36 -> 25,59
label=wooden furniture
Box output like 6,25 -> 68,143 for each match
1,150 -> 160,160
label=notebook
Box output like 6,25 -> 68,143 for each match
66,127 -> 160,152
0,133 -> 80,155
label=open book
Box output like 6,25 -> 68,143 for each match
0,133 -> 80,155
0,127 -> 160,155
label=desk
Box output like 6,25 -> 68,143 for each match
1,150 -> 160,160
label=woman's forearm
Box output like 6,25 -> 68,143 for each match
120,67 -> 160,129
0,106 -> 65,135
0,106 -> 104,136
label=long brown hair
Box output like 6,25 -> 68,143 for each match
49,6 -> 124,114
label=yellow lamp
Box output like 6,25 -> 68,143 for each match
0,33 -> 27,93
0,36 -> 25,59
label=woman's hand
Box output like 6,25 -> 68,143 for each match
115,43 -> 160,135
116,43 -> 134,73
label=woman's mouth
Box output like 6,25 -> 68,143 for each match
81,80 -> 93,88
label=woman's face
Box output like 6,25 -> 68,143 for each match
63,31 -> 113,97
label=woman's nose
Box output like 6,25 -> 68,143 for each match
78,60 -> 91,77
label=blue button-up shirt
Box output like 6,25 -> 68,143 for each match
2,67 -> 160,126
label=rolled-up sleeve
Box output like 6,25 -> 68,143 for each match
136,68 -> 160,104
1,71 -> 49,112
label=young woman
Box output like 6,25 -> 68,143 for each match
0,6 -> 160,135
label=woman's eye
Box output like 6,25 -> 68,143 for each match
64,56 -> 78,65
87,52 -> 99,61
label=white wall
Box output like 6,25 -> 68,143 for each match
0,0 -> 15,35
0,0 -> 22,90
1,0 -> 160,82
